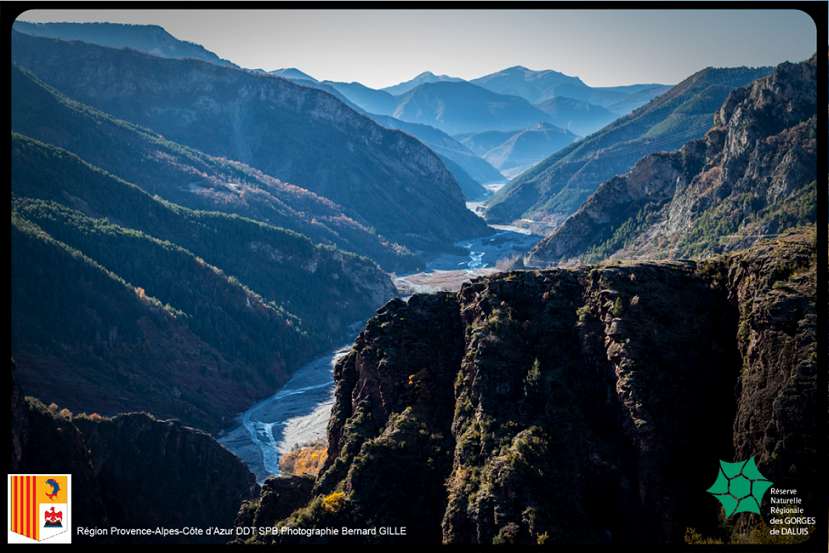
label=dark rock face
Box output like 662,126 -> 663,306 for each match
11,366 -> 257,543
244,229 -> 817,545
718,233 -> 819,532
527,58 -> 816,266
235,476 -> 315,540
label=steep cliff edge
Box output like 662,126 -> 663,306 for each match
243,228 -> 817,545
11,362 -> 257,543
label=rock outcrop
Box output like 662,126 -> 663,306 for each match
243,228 -> 818,545
526,57 -> 816,266
11,362 -> 258,543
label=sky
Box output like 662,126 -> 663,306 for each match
18,9 -> 817,88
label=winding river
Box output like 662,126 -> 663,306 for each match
219,213 -> 539,482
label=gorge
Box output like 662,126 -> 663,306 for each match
8,16 -> 820,547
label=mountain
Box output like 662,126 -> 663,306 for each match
325,81 -> 397,115
534,96 -> 619,136
11,66 -> 418,272
527,58 -> 816,266
382,70 -> 464,96
245,74 -> 505,194
471,65 -> 670,112
484,65 -> 772,225
270,67 -> 317,82
12,20 -> 237,67
471,65 -> 589,104
369,114 -> 503,197
262,76 -> 503,197
457,122 -> 579,178
11,367 -> 257,543
11,31 -> 489,254
11,135 -> 395,430
240,229 -> 818,545
391,80 -> 554,135
603,84 -> 674,115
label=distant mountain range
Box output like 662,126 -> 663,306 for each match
12,30 -> 489,255
13,22 -> 681,195
268,71 -> 502,197
391,80 -> 554,135
484,65 -> 772,225
368,115 -> 502,197
470,65 -> 670,113
381,70 -> 465,95
534,96 -> 618,136
457,122 -> 578,178
526,57 -> 816,266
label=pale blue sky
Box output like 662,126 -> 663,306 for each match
18,8 -> 817,88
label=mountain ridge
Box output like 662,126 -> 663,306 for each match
526,57 -> 815,266
484,65 -> 773,226
11,31 -> 490,254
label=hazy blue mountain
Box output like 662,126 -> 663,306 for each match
11,65 -> 419,272
457,122 -> 578,178
270,67 -> 317,82
13,20 -> 237,67
382,70 -> 464,95
325,81 -> 397,115
392,80 -> 553,135
484,65 -> 772,225
471,66 -> 588,104
603,84 -> 673,114
471,65 -> 670,113
585,83 -> 672,111
370,114 -> 504,195
12,31 -> 489,254
533,96 -> 618,136
244,71 -> 501,197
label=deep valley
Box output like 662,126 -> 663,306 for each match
8,14 -> 821,547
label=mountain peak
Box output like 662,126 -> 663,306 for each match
270,67 -> 317,82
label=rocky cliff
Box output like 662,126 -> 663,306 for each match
526,57 -> 816,266
242,228 -> 817,545
11,362 -> 257,543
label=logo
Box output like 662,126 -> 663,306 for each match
706,457 -> 772,517
7,474 -> 72,543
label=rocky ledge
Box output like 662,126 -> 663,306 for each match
242,228 -> 817,545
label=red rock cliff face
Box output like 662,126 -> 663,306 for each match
245,228 -> 817,545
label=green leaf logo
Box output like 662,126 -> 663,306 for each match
706,457 -> 773,517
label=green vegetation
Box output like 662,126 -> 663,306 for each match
10,134 -> 396,430
611,297 -> 624,317
10,66 -> 419,272
11,134 -> 391,344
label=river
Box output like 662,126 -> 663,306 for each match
219,197 -> 540,482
